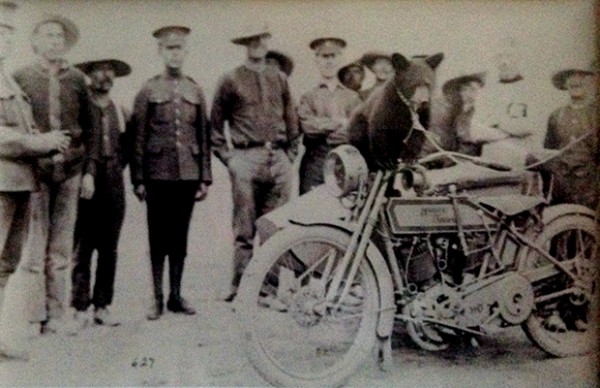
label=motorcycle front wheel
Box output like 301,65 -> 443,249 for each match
236,225 -> 379,387
522,213 -> 598,357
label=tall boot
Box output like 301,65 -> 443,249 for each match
166,256 -> 195,315
147,255 -> 165,320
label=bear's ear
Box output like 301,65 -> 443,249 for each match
391,53 -> 411,72
425,52 -> 444,70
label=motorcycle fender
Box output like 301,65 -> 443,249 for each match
542,203 -> 597,224
293,220 -> 396,340
517,203 -> 597,271
256,185 -> 350,243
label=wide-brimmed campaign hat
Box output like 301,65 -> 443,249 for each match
231,23 -> 271,45
266,50 -> 294,76
33,14 -> 79,50
551,61 -> 597,90
442,71 -> 487,96
75,59 -> 132,77
0,1 -> 17,30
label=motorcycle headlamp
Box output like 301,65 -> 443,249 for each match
323,145 -> 368,198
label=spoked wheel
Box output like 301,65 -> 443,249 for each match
236,225 -> 379,387
522,214 -> 598,357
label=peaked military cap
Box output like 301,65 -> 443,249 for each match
153,25 -> 190,46
309,37 -> 346,55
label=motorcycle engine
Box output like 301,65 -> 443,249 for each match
396,233 -> 490,289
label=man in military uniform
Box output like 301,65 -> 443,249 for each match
211,24 -> 299,301
13,14 -> 95,335
69,59 -> 132,332
297,37 -> 361,194
0,1 -> 71,358
131,26 -> 211,320
544,63 -> 598,209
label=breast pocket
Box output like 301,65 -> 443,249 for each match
180,94 -> 199,124
149,93 -> 173,124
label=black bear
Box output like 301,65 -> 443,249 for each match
348,52 -> 444,170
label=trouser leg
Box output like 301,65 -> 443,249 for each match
167,181 -> 197,298
18,189 -> 49,323
46,173 -> 82,320
228,151 -> 260,291
299,143 -> 330,195
0,193 -> 29,288
146,182 -> 170,304
71,199 -> 95,312
92,176 -> 125,310
0,193 -> 31,350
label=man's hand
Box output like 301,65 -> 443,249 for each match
42,130 -> 71,153
195,183 -> 208,201
80,173 -> 95,199
134,184 -> 146,202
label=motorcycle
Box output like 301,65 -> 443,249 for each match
235,134 -> 598,387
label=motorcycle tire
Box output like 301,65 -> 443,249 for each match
521,213 -> 598,357
236,225 -> 379,387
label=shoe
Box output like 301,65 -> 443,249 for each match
0,341 -> 29,362
40,319 -> 64,335
166,296 -> 196,315
146,301 -> 164,321
543,311 -> 567,333
94,307 -> 120,327
65,311 -> 89,336
224,292 -> 237,303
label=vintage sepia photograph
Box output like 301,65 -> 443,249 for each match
0,0 -> 598,386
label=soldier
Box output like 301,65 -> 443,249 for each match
13,14 -> 95,335
0,1 -> 71,359
211,24 -> 299,302
545,63 -> 598,209
297,37 -> 361,194
539,63 -> 598,334
130,26 -> 211,320
359,51 -> 394,100
69,59 -> 132,333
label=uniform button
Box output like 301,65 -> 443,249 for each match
176,141 -> 181,147
175,119 -> 181,125
176,131 -> 181,136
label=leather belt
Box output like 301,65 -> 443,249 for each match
235,141 -> 287,150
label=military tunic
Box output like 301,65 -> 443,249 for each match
131,72 -> 211,302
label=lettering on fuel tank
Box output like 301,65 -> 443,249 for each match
420,206 -> 455,224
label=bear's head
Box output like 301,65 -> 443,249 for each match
390,52 -> 445,113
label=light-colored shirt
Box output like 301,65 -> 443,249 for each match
297,80 -> 361,145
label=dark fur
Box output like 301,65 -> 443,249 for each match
348,52 -> 444,170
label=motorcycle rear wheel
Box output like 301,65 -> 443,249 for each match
522,214 -> 598,357
236,225 -> 379,387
